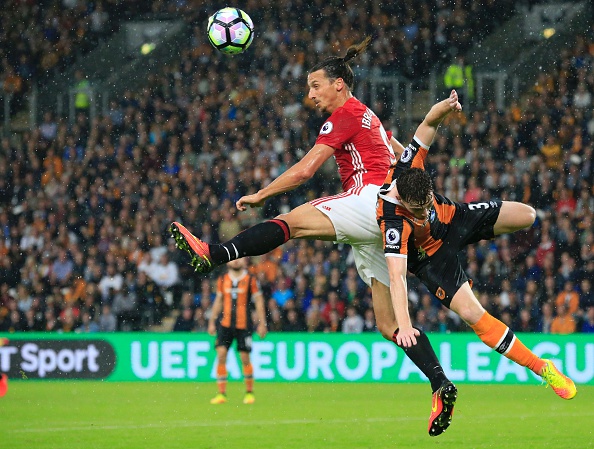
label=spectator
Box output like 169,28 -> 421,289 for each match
551,303 -> 576,335
39,112 -> 58,141
579,279 -> 594,311
536,302 -> 555,334
112,273 -> 140,330
268,307 -> 283,332
89,1 -> 110,43
75,311 -> 99,333
306,308 -> 326,332
540,136 -> 562,170
23,308 -> 43,331
173,308 -> 194,332
195,279 -> 215,308
360,307 -> 376,332
51,248 -> 74,286
341,305 -> 364,334
98,264 -> 124,302
582,307 -> 594,333
194,308 -> 208,332
321,290 -> 345,324
73,70 -> 91,116
58,306 -> 79,333
271,277 -> 294,307
98,303 -> 117,332
282,309 -> 306,332
515,308 -> 536,332
147,253 -> 180,290
436,309 -> 457,333
40,307 -> 57,332
555,281 -> 580,316
1,66 -> 24,116
324,310 -> 341,333
140,253 -> 179,308
136,270 -> 164,326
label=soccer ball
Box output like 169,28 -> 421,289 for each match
207,7 -> 254,55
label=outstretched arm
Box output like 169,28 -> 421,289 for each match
390,136 -> 405,161
414,89 -> 462,147
236,143 -> 335,211
386,256 -> 419,347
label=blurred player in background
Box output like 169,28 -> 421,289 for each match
376,90 -> 577,401
172,38 -> 458,435
208,257 -> 267,405
0,337 -> 8,397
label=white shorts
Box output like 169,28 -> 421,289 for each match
310,184 -> 390,287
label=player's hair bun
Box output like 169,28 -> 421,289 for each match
343,36 -> 372,63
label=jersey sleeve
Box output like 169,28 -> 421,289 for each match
396,136 -> 429,172
314,108 -> 359,149
216,276 -> 224,293
381,215 -> 413,257
249,276 -> 262,300
379,136 -> 430,195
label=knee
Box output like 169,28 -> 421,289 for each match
523,205 -> 536,227
375,318 -> 396,341
452,301 -> 485,326
275,212 -> 297,238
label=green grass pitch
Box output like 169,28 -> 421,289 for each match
3,381 -> 592,449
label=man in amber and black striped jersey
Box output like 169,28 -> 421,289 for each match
376,90 -> 577,410
207,258 -> 267,405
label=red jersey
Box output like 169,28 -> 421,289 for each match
315,97 -> 394,191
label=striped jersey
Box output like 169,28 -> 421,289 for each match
216,271 -> 261,330
377,137 -> 457,261
315,97 -> 395,191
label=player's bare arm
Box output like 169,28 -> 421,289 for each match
386,256 -> 419,347
390,136 -> 405,161
236,143 -> 335,211
414,89 -> 462,147
253,291 -> 268,339
207,291 -> 224,336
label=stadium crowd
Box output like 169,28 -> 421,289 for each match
1,1 -> 594,336
1,0 -> 513,115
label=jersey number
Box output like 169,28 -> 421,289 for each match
379,124 -> 396,162
468,202 -> 491,210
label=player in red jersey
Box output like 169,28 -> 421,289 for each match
0,337 -> 8,397
376,90 -> 577,408
172,38 -> 457,435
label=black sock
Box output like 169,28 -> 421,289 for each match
209,219 -> 290,265
392,328 -> 448,392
